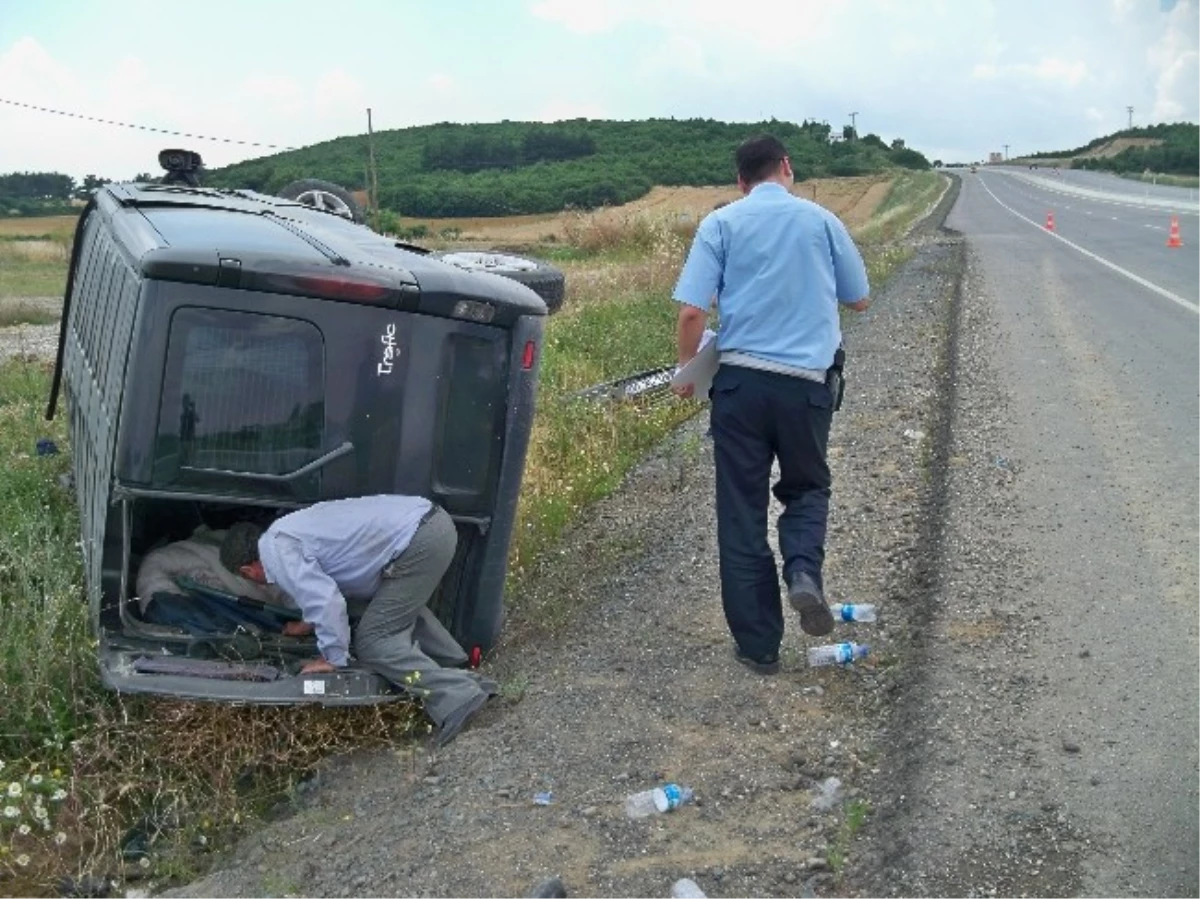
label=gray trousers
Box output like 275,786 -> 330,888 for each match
353,507 -> 497,727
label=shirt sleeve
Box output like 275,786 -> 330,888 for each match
673,214 -> 724,310
268,534 -> 352,667
825,217 -> 870,303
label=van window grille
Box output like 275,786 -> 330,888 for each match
154,309 -> 324,484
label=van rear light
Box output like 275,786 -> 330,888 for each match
521,340 -> 537,370
452,300 -> 495,323
261,273 -> 392,302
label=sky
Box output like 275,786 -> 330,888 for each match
0,0 -> 1196,181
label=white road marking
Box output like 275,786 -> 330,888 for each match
978,178 -> 1199,315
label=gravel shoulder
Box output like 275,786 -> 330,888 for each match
0,297 -> 62,364
151,183 -> 963,899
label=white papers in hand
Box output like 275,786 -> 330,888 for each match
671,329 -> 718,400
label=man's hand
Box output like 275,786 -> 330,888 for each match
300,657 -> 336,675
282,620 -> 315,637
846,298 -> 870,312
672,381 -> 695,399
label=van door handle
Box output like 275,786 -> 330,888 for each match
179,441 -> 354,483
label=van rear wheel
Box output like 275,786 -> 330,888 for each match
432,251 -> 565,313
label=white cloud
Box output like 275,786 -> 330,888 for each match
968,55 -> 1088,88
1148,0 -> 1199,120
530,0 -> 844,54
1021,57 -> 1090,87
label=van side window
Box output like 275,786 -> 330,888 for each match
153,309 -> 324,488
433,333 -> 505,498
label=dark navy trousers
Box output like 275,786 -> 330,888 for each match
709,364 -> 834,660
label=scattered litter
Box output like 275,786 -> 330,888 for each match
807,642 -> 869,667
670,877 -> 707,898
527,875 -> 567,898
36,438 -> 59,456
624,783 -> 694,818
810,776 -> 843,812
902,428 -> 925,442
533,791 -> 554,806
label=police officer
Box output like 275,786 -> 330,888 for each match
672,134 -> 870,675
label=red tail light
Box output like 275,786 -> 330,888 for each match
522,340 -> 537,370
261,273 -> 392,302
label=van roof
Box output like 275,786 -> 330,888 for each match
100,183 -> 547,316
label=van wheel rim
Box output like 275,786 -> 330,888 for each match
292,189 -> 355,219
439,252 -> 539,273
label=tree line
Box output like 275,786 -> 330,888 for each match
202,117 -> 933,218
0,171 -> 153,216
1027,122 -> 1198,175
2,117 -> 936,218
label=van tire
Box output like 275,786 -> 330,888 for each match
276,179 -> 365,223
432,251 -> 565,313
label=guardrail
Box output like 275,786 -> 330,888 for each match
994,169 -> 1200,214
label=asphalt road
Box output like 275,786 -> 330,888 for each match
875,169 -> 1199,896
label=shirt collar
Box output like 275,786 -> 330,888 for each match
749,181 -> 789,197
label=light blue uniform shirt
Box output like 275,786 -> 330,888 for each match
673,182 -> 870,371
258,494 -> 432,667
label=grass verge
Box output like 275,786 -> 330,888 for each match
855,170 -> 947,287
1116,170 -> 1200,189
0,222 -> 74,300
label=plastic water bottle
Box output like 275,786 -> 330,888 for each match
831,602 -> 876,623
623,783 -> 695,818
671,878 -> 707,898
807,642 -> 869,667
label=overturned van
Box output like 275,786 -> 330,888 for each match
47,181 -> 548,704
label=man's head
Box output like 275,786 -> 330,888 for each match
735,134 -> 793,192
220,522 -> 266,583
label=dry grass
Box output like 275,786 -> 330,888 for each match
396,175 -> 894,247
0,221 -> 73,301
0,216 -> 77,240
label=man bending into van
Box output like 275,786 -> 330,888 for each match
220,494 -> 497,746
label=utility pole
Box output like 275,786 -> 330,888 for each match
366,107 -> 380,228
1126,105 -> 1134,129
848,111 -> 858,136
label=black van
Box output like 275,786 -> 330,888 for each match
47,181 -> 547,704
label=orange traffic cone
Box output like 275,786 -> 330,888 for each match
1167,216 -> 1183,248
1045,211 -> 1055,231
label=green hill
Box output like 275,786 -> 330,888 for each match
1025,122 -> 1198,175
203,118 -> 931,218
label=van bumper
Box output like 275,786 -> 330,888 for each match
100,649 -> 409,706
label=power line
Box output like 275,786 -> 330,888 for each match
0,97 -> 297,150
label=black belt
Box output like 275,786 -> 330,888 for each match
418,503 -> 441,526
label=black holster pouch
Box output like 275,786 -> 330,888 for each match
826,346 -> 846,412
